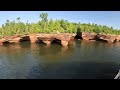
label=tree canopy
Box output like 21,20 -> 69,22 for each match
0,12 -> 120,38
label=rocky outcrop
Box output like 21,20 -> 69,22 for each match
20,35 -> 30,42
0,38 -> 8,45
43,40 -> 52,45
12,37 -> 21,43
82,32 -> 97,40
0,32 -> 120,46
0,33 -> 74,46
80,32 -> 118,43
115,35 -> 120,42
96,34 -> 117,43
29,34 -> 38,43
36,33 -> 73,46
61,41 -> 69,46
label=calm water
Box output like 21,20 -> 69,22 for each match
0,40 -> 120,79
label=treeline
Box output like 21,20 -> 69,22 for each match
0,12 -> 120,38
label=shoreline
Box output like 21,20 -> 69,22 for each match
0,32 -> 120,46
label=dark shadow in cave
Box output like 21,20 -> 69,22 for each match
51,39 -> 61,45
75,27 -> 83,40
20,36 -> 30,42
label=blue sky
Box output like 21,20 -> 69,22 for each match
0,11 -> 120,29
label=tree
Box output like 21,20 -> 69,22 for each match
6,20 -> 9,22
48,18 -> 54,33
60,19 -> 68,32
17,17 -> 20,23
0,12 -> 120,37
39,13 -> 48,31
5,19 -> 9,27
1,24 -> 4,37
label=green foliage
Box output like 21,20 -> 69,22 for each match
40,13 -> 48,31
0,12 -> 120,37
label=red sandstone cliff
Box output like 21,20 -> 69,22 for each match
0,32 -> 120,46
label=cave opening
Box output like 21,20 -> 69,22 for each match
20,36 -> 31,42
75,32 -> 83,40
51,39 -> 61,45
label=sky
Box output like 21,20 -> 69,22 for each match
0,11 -> 120,29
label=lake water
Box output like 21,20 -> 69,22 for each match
0,40 -> 120,79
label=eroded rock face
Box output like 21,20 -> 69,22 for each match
70,36 -> 75,40
0,38 -> 7,42
82,32 -> 97,40
43,40 -> 51,45
55,34 -> 71,41
97,34 -> 116,43
81,32 -> 118,43
37,34 -> 72,46
20,35 -> 30,42
115,35 -> 120,42
0,32 -> 119,46
12,37 -> 21,43
0,38 -> 7,45
61,41 -> 68,46
29,35 -> 38,43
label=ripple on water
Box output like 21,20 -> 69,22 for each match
0,41 -> 120,79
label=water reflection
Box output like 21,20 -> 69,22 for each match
26,61 -> 120,79
0,40 -> 120,79
30,43 -> 74,63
